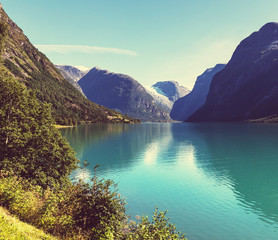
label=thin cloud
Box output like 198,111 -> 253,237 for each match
34,44 -> 138,56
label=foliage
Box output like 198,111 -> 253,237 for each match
0,171 -> 127,239
0,68 -> 78,188
0,20 -> 7,55
4,59 -> 25,78
126,209 -> 187,240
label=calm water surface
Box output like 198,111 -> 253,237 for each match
61,123 -> 278,240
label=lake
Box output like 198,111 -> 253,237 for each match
60,123 -> 278,240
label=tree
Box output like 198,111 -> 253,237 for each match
0,68 -> 78,188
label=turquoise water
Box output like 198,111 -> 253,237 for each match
61,123 -> 278,240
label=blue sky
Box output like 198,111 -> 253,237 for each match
2,0 -> 278,88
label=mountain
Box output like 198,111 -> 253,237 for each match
145,81 -> 190,113
78,67 -> 170,121
188,22 -> 278,122
0,6 -> 138,125
152,81 -> 190,102
55,65 -> 90,82
55,65 -> 89,96
145,86 -> 174,113
170,64 -> 225,121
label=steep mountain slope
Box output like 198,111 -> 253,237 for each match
78,67 -> 170,121
55,65 -> 88,96
188,22 -> 278,122
171,64 -> 225,121
152,81 -> 190,102
0,6 -> 138,125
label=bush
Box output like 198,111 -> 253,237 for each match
126,209 -> 187,240
0,171 -> 127,239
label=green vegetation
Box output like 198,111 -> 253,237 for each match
129,209 -> 186,239
0,172 -> 125,239
0,20 -> 7,55
0,68 -> 78,188
0,206 -> 57,240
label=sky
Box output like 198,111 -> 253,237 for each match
2,0 -> 278,89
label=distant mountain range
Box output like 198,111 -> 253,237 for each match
78,67 -> 170,121
188,22 -> 278,122
56,64 -> 189,118
171,64 -> 225,121
0,7 -> 138,125
4,2 -> 278,124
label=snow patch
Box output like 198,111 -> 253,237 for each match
74,65 -> 91,72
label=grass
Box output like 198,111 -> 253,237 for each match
0,207 -> 57,240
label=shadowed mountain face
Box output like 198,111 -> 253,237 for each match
188,22 -> 278,122
78,67 -> 170,122
170,64 -> 225,121
0,7 -> 138,124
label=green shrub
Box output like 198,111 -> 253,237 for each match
0,172 -> 43,224
0,171 -> 127,239
127,209 -> 187,240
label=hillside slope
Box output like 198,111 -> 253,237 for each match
0,6 -> 138,125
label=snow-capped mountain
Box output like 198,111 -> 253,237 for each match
146,81 -> 190,113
